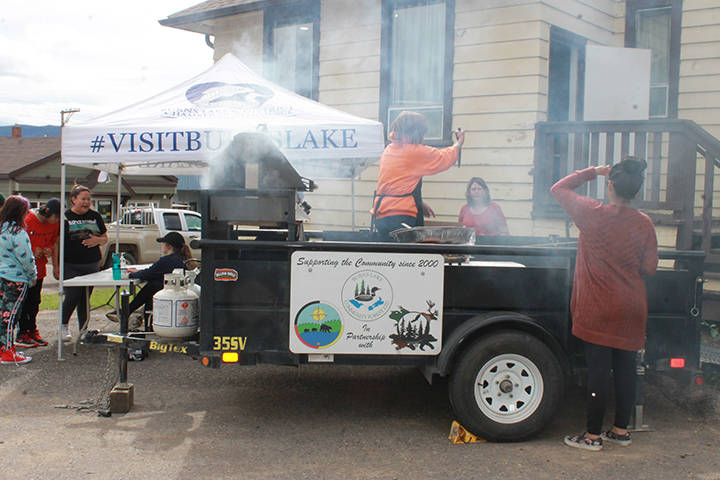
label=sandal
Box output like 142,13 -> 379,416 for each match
564,433 -> 603,451
602,429 -> 632,446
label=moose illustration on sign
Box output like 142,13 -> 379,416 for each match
389,300 -> 438,351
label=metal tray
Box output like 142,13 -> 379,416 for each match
389,226 -> 476,245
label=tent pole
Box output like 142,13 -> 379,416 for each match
58,163 -> 66,360
116,166 -> 122,253
351,165 -> 356,232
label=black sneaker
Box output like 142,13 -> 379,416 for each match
15,333 -> 39,348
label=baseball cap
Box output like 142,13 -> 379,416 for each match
45,198 -> 61,216
156,231 -> 185,249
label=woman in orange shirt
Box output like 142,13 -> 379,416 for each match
371,111 -> 465,241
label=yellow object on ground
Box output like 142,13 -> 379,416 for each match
448,421 -> 486,444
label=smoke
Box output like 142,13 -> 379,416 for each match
206,131 -> 301,191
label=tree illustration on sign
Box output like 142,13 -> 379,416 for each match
388,300 -> 438,351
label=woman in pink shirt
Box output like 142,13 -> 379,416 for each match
458,177 -> 509,236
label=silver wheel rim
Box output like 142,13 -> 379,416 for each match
473,353 -> 544,424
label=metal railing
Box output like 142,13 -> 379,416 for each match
533,119 -> 720,257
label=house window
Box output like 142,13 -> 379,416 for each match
94,200 -> 113,223
381,0 -> 455,144
636,8 -> 671,117
532,27 -> 587,219
626,0 -> 681,118
264,1 -> 320,100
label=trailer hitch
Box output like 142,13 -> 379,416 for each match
82,330 -> 200,357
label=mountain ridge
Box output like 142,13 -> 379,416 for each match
0,124 -> 60,138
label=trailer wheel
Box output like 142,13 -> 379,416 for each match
449,330 -> 563,442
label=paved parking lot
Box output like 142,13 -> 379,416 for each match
2,310 -> 719,480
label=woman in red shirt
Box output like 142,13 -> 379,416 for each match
371,111 -> 465,241
458,177 -> 509,236
552,157 -> 658,451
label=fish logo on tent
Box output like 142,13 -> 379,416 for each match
185,82 -> 274,108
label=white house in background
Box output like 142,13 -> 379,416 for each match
161,0 -> 720,251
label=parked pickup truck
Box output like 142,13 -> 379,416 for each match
100,207 -> 201,266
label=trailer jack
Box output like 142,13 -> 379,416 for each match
630,349 -> 652,432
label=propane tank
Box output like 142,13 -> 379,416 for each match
184,267 -> 202,297
152,270 -> 199,338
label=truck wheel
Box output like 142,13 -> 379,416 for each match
122,252 -> 137,265
448,330 -> 563,442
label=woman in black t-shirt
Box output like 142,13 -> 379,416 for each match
61,185 -> 108,341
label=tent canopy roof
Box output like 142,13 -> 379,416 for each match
61,53 -> 385,178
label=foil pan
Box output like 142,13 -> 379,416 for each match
389,226 -> 476,245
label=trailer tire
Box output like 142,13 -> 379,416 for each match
448,330 -> 563,442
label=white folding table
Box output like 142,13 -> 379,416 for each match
60,265 -> 149,356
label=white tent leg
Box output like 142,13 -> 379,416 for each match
58,164 -> 66,360
351,166 -> 356,232
116,167 -> 122,252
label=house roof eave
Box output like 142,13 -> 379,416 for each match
8,151 -> 61,179
159,0 -> 274,30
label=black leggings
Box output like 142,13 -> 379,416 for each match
127,284 -> 162,316
18,278 -> 43,334
62,262 -> 100,329
584,341 -> 638,435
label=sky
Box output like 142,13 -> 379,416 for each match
0,1 -> 212,126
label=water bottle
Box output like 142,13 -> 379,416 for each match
112,252 -> 121,280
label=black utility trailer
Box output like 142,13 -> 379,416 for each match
194,231 -> 704,441
87,136 -> 705,441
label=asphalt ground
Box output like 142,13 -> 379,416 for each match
1,309 -> 719,480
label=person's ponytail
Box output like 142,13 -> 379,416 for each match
179,245 -> 192,261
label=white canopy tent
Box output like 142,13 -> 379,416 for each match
58,53 -> 385,358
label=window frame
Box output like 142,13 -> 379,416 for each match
93,199 -> 114,223
379,0 -> 456,147
263,0 -> 321,101
625,0 -> 682,119
531,27 -> 589,219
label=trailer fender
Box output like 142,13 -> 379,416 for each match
433,312 -> 571,380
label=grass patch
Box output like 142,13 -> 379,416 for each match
40,288 -> 116,311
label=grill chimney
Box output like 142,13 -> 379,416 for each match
11,126 -> 21,138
